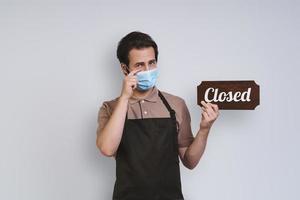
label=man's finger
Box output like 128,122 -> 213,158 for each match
201,100 -> 209,108
128,76 -> 137,81
202,111 -> 209,119
206,103 -> 217,116
132,83 -> 137,89
211,103 -> 219,112
128,67 -> 143,76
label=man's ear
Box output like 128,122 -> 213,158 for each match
120,63 -> 129,75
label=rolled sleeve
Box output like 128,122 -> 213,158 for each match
177,99 -> 194,148
96,101 -> 112,136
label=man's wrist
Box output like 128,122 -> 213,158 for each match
119,95 -> 130,103
198,126 -> 210,138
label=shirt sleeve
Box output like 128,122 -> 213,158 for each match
177,99 -> 194,148
96,101 -> 112,136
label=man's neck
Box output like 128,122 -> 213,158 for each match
132,87 -> 153,99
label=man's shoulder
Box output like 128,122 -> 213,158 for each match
158,90 -> 189,120
100,97 -> 120,113
159,90 -> 186,106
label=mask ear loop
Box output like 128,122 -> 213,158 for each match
123,65 -> 130,75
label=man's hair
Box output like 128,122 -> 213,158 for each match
116,31 -> 158,66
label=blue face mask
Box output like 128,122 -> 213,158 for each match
136,68 -> 158,91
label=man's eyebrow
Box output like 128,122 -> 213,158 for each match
134,61 -> 145,66
134,59 -> 156,66
149,59 -> 156,63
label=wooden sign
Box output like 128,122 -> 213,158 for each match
197,80 -> 260,110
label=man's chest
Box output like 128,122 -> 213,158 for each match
127,99 -> 171,119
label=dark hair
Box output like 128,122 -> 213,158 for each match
116,31 -> 158,67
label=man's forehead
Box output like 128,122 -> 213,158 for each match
129,47 -> 155,60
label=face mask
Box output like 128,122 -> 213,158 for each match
136,68 -> 158,91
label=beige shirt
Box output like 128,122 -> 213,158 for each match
97,86 -> 194,148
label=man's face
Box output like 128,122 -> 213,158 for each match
122,47 -> 157,74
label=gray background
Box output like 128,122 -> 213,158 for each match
0,0 -> 299,199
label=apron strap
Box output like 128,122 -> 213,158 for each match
158,90 -> 179,155
158,90 -> 176,120
125,103 -> 128,120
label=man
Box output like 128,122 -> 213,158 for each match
96,31 -> 219,200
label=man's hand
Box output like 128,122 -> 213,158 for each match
200,100 -> 219,130
120,68 -> 142,100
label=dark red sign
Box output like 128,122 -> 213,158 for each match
197,80 -> 260,110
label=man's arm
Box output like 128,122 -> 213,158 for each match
96,68 -> 141,157
179,128 -> 209,169
96,97 -> 129,157
179,101 -> 219,169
